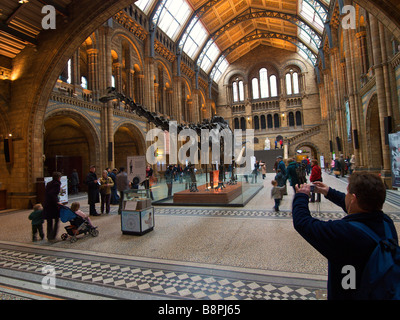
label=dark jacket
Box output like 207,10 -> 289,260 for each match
85,171 -> 99,204
43,179 -> 61,219
292,188 -> 398,300
286,161 -> 299,186
29,210 -> 44,226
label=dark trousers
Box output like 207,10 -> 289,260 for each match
89,201 -> 97,216
274,199 -> 281,212
166,183 -> 173,197
46,218 -> 59,240
101,193 -> 111,214
32,224 -> 44,241
118,191 -> 125,214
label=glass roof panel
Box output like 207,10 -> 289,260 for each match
135,0 -> 155,14
157,0 -> 192,40
183,19 -> 209,58
200,42 -> 221,73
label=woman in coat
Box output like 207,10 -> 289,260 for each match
99,169 -> 114,214
43,171 -> 62,241
85,165 -> 100,216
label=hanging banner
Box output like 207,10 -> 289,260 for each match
389,132 -> 400,187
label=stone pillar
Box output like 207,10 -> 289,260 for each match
370,16 -> 391,179
87,48 -> 99,99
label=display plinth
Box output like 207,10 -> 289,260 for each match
121,189 -> 154,236
173,182 -> 242,204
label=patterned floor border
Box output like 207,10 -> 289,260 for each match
153,207 -> 400,222
0,242 -> 327,301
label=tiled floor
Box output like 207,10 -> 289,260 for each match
0,172 -> 399,301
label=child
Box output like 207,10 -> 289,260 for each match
29,204 -> 44,242
271,180 -> 284,212
70,202 -> 95,227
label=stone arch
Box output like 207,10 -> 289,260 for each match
113,121 -> 147,168
43,108 -> 102,189
292,142 -> 320,160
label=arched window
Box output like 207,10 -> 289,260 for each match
81,76 -> 88,89
286,69 -> 300,96
111,75 -> 116,88
67,59 -> 72,84
286,73 -> 292,95
252,78 -> 259,99
296,111 -> 302,126
293,72 -> 299,94
259,68 -> 269,98
232,78 -> 244,102
274,114 -> 280,128
261,115 -> 266,130
233,81 -> 238,102
254,116 -> 259,130
238,81 -> 244,101
270,75 -> 278,97
288,112 -> 295,127
234,118 -> 240,129
267,114 -> 273,129
240,117 -> 246,131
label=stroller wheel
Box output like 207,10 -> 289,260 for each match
61,233 -> 68,241
70,236 -> 77,243
90,228 -> 99,237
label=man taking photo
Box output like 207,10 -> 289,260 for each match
292,172 -> 399,300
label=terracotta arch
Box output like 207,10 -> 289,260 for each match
9,0 -> 135,192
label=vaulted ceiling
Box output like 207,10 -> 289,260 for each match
0,0 -> 400,82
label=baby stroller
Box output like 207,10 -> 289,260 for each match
59,205 -> 99,243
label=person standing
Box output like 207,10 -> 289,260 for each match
85,165 -> 100,216
43,171 -> 62,241
165,165 -> 174,197
116,167 -> 130,214
70,169 -> 79,194
109,168 -> 119,205
286,158 -> 300,193
99,170 -> 114,214
339,154 -> 346,177
309,159 -> 322,203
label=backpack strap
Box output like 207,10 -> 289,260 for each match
348,221 -> 382,244
348,221 -> 394,244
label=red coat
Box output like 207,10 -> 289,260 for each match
310,164 -> 322,182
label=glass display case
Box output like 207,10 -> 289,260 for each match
150,163 -> 264,207
121,189 -> 154,236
